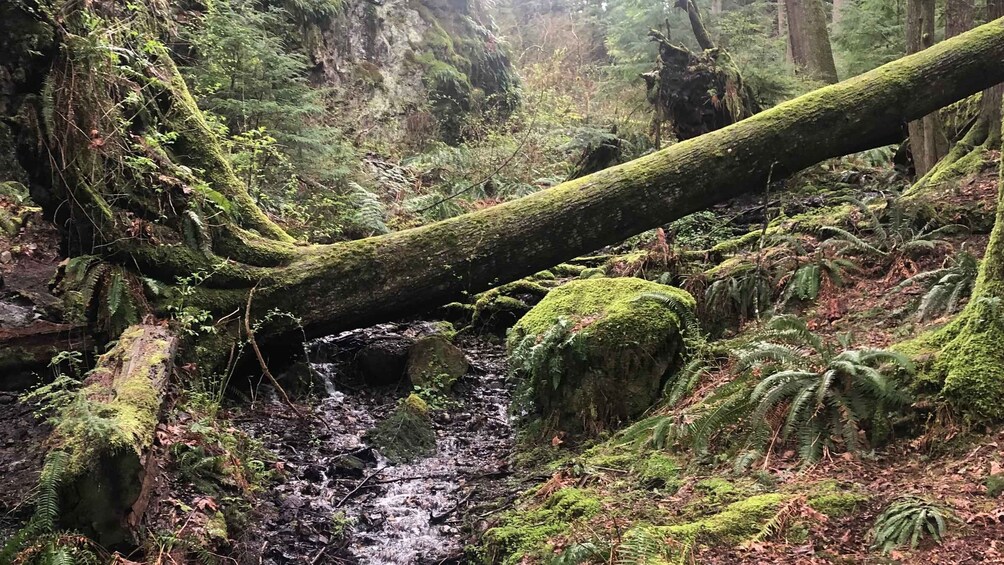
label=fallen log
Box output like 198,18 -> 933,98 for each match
0,321 -> 93,389
7,4 -> 1004,346
210,17 -> 1004,339
47,324 -> 177,546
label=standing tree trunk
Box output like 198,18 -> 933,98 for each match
907,0 -> 951,176
775,0 -> 791,62
778,0 -> 793,63
946,0 -> 975,37
832,0 -> 847,26
906,110 -> 1004,422
784,0 -> 839,83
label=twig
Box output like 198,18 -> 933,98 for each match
245,286 -> 304,419
335,466 -> 386,508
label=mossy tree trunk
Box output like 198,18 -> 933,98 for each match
784,0 -> 839,83
908,116 -> 1004,422
7,3 -> 1004,361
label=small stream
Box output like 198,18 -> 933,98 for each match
237,323 -> 516,564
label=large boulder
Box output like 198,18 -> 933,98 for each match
507,277 -> 696,436
406,334 -> 468,390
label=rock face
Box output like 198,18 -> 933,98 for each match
311,0 -> 519,145
406,334 -> 469,390
507,277 -> 696,435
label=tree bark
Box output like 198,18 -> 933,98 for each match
907,0 -> 951,176
784,0 -> 839,83
832,0 -> 847,26
7,4 -> 1004,347
946,0 -> 975,38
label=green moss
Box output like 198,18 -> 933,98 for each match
637,452 -> 681,491
694,478 -> 742,504
366,394 -> 436,463
664,493 -> 788,543
508,278 -> 695,434
551,263 -> 586,277
805,480 -> 869,518
578,267 -> 606,279
482,487 -> 603,565
406,334 -> 468,390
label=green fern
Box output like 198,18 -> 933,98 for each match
692,316 -> 912,463
871,496 -> 953,554
895,251 -> 979,321
821,198 -> 967,260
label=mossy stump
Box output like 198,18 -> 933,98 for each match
507,277 -> 696,436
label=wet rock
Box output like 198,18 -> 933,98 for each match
365,394 -> 436,464
406,335 -> 468,390
352,336 -> 414,385
507,277 -> 696,436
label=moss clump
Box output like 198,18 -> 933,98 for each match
665,493 -> 788,542
366,394 -> 436,463
406,334 -> 468,390
508,277 -> 696,435
551,263 -> 586,277
637,452 -> 681,491
472,279 -> 551,331
806,480 -> 869,518
482,487 -> 602,565
694,477 -> 741,504
578,267 -> 606,279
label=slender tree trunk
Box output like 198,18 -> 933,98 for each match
907,0 -> 950,175
784,0 -> 839,83
832,0 -> 847,26
778,0 -> 793,63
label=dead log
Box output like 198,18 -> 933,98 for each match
0,321 -> 93,389
48,324 -> 177,546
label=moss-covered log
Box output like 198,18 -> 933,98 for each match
48,324 -> 177,546
8,4 -> 1004,348
225,17 -> 1004,340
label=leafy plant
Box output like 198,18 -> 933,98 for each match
703,265 -> 774,323
692,316 -> 913,462
871,496 -> 953,554
894,250 -> 979,320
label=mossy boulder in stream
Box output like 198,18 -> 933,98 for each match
366,394 -> 436,463
406,334 -> 469,390
507,277 -> 696,435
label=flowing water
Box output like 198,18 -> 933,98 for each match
239,323 -> 516,564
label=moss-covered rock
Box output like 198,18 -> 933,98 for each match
366,393 -> 436,463
406,334 -> 468,390
805,480 -> 869,518
507,277 -> 696,435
